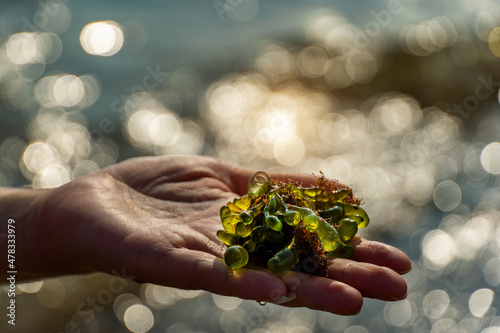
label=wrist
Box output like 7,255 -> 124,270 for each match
0,187 -> 70,281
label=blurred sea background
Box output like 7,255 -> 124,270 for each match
1,0 -> 500,332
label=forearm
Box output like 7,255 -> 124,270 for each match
0,187 -> 55,282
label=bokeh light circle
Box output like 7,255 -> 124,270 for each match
6,33 -> 42,65
53,75 -> 85,107
212,294 -> 242,311
18,281 -> 43,293
484,257 -> 500,287
273,135 -> 305,166
226,0 -> 259,22
383,300 -> 413,327
488,27 -> 500,57
36,279 -> 65,308
469,288 -> 494,317
423,289 -> 450,318
23,142 -> 54,173
422,230 -> 456,268
123,304 -> 154,333
481,142 -> 500,174
433,180 -> 461,212
80,21 -> 124,56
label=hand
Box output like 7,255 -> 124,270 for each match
25,155 -> 410,315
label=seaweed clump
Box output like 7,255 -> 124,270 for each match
217,171 -> 369,276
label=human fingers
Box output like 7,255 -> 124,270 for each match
326,259 -> 408,301
269,271 -> 363,315
349,237 -> 412,274
132,248 -> 288,303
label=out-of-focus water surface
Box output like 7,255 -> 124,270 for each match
1,0 -> 500,332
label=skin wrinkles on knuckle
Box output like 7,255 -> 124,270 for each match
188,256 -> 208,290
168,222 -> 220,257
351,241 -> 410,273
190,255 -> 231,295
145,230 -> 177,253
162,226 -> 192,249
327,258 -> 353,281
371,242 -> 395,260
201,233 -> 226,258
327,261 -> 403,300
331,260 -> 398,285
358,241 -> 394,260
341,261 -> 354,283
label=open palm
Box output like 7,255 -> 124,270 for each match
35,155 -> 410,315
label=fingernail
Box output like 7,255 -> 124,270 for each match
271,292 -> 296,304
